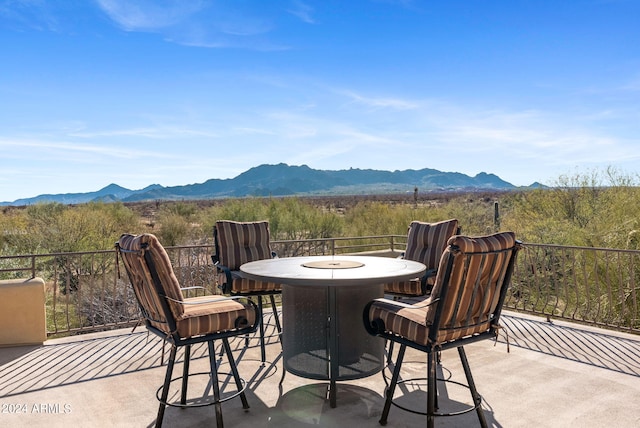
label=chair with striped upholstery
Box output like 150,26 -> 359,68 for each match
384,219 -> 460,298
212,220 -> 281,363
364,232 -> 521,428
116,233 -> 259,428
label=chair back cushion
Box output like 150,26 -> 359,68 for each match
427,231 -> 517,343
118,234 -> 185,325
383,219 -> 459,296
404,219 -> 459,269
215,220 -> 272,270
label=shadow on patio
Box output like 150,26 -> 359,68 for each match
1,311 -> 639,427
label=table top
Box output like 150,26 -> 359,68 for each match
240,255 -> 426,287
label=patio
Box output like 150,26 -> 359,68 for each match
1,310 -> 639,428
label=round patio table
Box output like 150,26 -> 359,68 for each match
240,255 -> 426,407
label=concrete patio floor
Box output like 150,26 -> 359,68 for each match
1,311 -> 639,428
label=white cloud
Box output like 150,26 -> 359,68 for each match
0,138 -> 167,160
287,1 -> 315,24
94,0 -> 285,50
95,0 -> 207,31
68,126 -> 219,139
341,90 -> 420,111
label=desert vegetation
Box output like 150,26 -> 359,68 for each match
1,168 -> 640,255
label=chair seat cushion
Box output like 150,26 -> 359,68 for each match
367,297 -> 492,346
219,271 -> 282,294
153,296 -> 257,338
368,297 -> 431,346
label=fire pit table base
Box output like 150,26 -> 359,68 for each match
282,282 -> 385,407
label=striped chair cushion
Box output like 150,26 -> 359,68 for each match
383,278 -> 425,296
215,220 -> 281,293
368,296 -> 432,345
119,233 -> 185,319
370,231 -> 516,346
404,219 -> 460,266
384,219 -> 459,296
215,220 -> 272,270
217,271 -> 281,293
429,232 -> 516,343
119,233 -> 257,339
171,296 -> 256,338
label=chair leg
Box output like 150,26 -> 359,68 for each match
222,338 -> 250,410
427,348 -> 438,428
386,339 -> 395,364
379,343 -> 406,425
181,345 -> 191,407
458,346 -> 488,428
156,345 -> 177,428
207,341 -> 224,428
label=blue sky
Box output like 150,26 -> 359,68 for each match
1,0 -> 639,202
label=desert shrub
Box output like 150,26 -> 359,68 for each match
157,213 -> 191,246
343,202 -> 407,236
340,197 -> 498,238
423,196 -> 498,236
501,167 -> 640,247
156,201 -> 200,246
199,197 -> 343,242
266,198 -> 343,240
2,202 -> 138,254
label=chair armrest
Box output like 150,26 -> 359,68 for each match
165,295 -> 250,305
212,259 -> 233,294
420,268 -> 437,294
372,296 -> 440,310
180,286 -> 207,292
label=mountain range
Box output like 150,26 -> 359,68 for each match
1,163 -> 537,206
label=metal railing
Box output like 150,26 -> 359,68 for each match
1,236 -> 639,337
507,243 -> 639,332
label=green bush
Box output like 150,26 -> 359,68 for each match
1,202 -> 139,254
501,167 -> 640,247
199,197 -> 343,242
